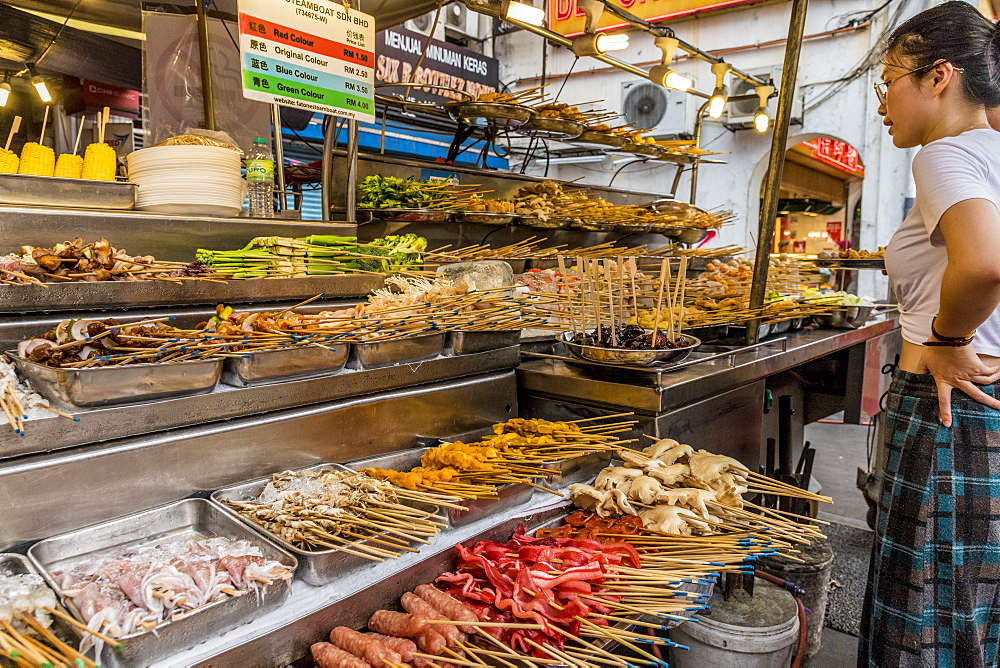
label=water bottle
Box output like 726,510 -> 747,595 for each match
246,137 -> 275,218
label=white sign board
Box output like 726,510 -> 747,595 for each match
238,0 -> 375,122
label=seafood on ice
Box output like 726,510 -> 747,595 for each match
52,536 -> 292,648
568,438 -> 751,535
0,572 -> 59,630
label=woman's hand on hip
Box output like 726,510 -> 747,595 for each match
920,346 -> 1000,427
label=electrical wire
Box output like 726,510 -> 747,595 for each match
555,58 -> 580,100
34,0 -> 84,66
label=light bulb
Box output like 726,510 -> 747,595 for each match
708,85 -> 726,119
32,76 -> 51,103
664,70 -> 691,92
504,0 -> 545,26
596,33 -> 629,52
0,82 -> 10,107
754,109 -> 769,133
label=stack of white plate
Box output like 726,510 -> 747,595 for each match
127,145 -> 246,217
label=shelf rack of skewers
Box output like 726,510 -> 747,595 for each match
181,423 -> 832,668
0,411 -> 834,668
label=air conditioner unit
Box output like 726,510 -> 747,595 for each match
406,13 -> 435,35
620,80 -> 693,138
725,64 -> 803,129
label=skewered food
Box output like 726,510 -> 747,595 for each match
311,641 -> 373,668
0,355 -> 70,433
817,247 -> 885,260
81,143 -> 117,181
16,318 -> 190,369
53,536 -> 292,649
223,468 -> 452,559
534,510 -> 646,542
0,573 -> 58,629
0,147 -> 18,173
54,153 -> 83,179
533,102 -> 587,123
464,195 -> 514,213
570,324 -> 686,350
17,142 -> 54,177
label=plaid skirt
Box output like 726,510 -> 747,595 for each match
859,369 -> 1000,668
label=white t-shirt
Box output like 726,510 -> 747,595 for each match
885,128 -> 1000,356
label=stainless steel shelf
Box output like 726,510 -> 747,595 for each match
1,345 -> 520,459
0,274 -> 384,314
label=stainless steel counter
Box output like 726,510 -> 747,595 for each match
0,346 -> 521,459
518,317 -> 899,414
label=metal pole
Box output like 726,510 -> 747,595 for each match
745,0 -> 809,345
345,119 -> 359,224
195,0 -> 216,131
321,115 -> 334,220
270,104 -> 287,211
690,99 -> 711,205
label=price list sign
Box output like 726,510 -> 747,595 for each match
238,0 -> 375,122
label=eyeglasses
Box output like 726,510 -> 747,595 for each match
874,59 -> 964,105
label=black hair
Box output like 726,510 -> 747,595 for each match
886,1 -> 1000,107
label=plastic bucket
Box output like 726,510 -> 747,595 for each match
669,579 -> 800,668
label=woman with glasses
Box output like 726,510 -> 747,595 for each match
860,3 -> 1000,667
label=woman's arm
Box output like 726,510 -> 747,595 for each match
921,198 -> 1000,426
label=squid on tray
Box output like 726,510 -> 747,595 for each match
568,438 -> 751,535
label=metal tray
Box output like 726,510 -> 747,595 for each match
540,450 -> 613,487
517,116 -> 586,140
220,343 -> 349,387
570,219 -> 616,232
445,101 -> 535,129
27,499 -> 296,668
211,463 -> 444,586
517,215 -> 575,229
9,354 -> 222,408
357,208 -> 453,223
809,258 -> 884,269
659,226 -> 711,245
621,142 -> 664,157
447,329 -> 520,355
770,319 -> 792,334
344,447 -> 535,527
452,211 -> 516,225
0,173 -> 136,210
560,331 -> 701,367
0,553 -> 81,657
574,131 -> 629,148
682,323 -> 730,342
347,332 -> 446,369
811,305 -> 874,329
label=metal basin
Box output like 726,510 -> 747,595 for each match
559,331 -> 701,367
573,131 -> 628,148
659,226 -> 711,245
0,173 -> 136,210
357,208 -> 452,223
452,211 -> 516,225
518,215 -> 575,229
517,116 -> 586,140
811,305 -> 874,329
8,354 -> 222,408
220,343 -> 349,387
445,101 -> 535,129
447,329 -> 521,355
347,332 -> 446,369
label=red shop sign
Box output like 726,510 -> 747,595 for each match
82,80 -> 140,117
826,221 -> 843,242
800,138 -> 864,176
792,240 -> 807,253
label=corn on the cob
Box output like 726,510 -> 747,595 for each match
0,148 -> 18,174
18,143 -> 55,177
54,154 -> 83,179
81,143 -> 117,181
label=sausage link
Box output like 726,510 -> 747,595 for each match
367,633 -> 418,663
415,631 -> 448,656
330,626 -> 403,667
369,610 -> 430,638
401,593 -> 461,645
414,585 -> 480,634
311,642 -> 373,668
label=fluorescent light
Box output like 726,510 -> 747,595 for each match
0,82 -> 10,107
664,71 -> 692,92
596,33 -> 629,52
32,76 -> 51,103
708,87 -> 726,118
504,0 -> 545,26
754,109 -> 769,132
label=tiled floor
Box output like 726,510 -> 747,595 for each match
802,416 -> 871,667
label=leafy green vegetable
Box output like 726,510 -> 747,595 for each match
358,175 -> 436,209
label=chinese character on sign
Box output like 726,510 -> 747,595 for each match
826,221 -> 843,242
